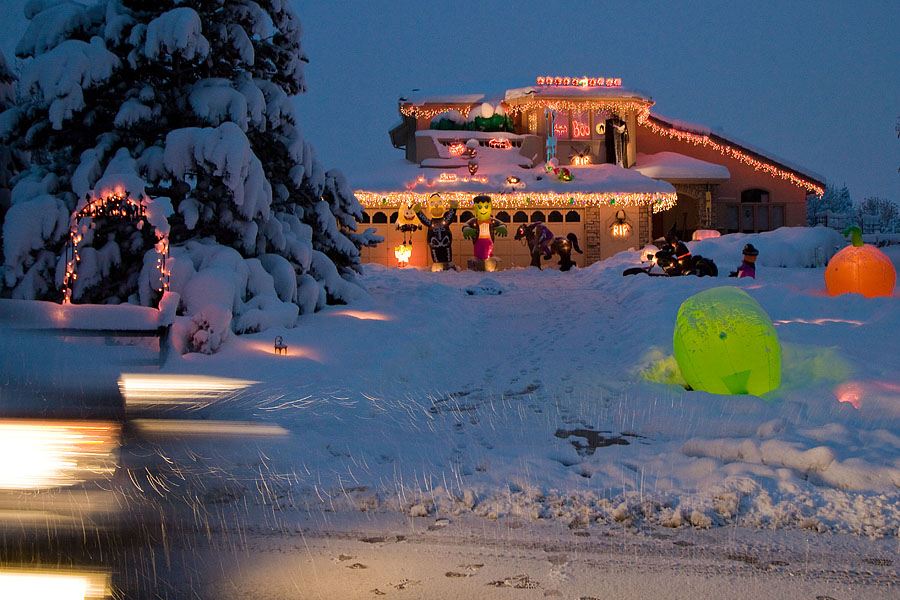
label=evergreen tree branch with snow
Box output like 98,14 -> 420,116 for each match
0,0 -> 380,351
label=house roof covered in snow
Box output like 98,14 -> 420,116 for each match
353,129 -> 677,212
633,152 -> 730,183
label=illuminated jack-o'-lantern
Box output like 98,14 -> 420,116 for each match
673,287 -> 781,396
825,226 -> 896,298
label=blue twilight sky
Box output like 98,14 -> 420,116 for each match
2,1 -> 898,203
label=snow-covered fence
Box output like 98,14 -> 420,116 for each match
814,210 -> 852,231
0,296 -> 177,367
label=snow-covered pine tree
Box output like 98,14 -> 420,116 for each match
0,49 -> 26,264
1,0 -> 378,339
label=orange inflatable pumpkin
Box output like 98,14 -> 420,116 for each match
825,226 -> 896,298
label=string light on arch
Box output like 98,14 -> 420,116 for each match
62,190 -> 170,305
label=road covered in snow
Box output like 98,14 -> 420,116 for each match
105,227 -> 899,597
4,227 -> 899,597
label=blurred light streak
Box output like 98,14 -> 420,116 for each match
0,568 -> 110,599
130,419 -> 289,438
118,374 -> 257,407
329,310 -> 393,321
774,318 -> 865,326
0,421 -> 119,490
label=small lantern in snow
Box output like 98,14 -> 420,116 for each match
394,244 -> 412,267
274,336 -> 288,355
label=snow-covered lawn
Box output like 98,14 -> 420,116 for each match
142,227 -> 900,539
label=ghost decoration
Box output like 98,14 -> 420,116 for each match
673,287 -> 781,396
825,226 -> 896,298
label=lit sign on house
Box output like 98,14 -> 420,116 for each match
536,76 -> 623,87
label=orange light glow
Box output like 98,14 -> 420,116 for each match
0,421 -> 119,490
611,223 -> 631,237
571,154 -> 591,166
395,244 -> 412,266
448,143 -> 466,155
244,341 -> 323,361
438,172 -> 458,182
488,138 -> 512,149
835,382 -> 864,409
330,310 -> 393,321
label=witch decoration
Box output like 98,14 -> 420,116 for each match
414,193 -> 459,271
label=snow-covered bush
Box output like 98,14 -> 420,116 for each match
0,0 -> 382,352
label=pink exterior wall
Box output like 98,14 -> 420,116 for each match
635,125 -> 814,228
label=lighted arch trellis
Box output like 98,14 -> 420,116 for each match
62,189 -> 170,304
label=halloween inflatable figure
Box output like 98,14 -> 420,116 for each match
462,195 -> 507,271
729,244 -> 758,279
825,225 -> 896,298
414,193 -> 459,271
396,205 -> 421,245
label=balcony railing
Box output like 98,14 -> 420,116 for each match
722,202 -> 785,233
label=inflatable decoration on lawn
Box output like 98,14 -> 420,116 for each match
396,205 -> 421,246
462,195 -> 507,271
673,286 -> 781,396
414,193 -> 459,271
824,226 -> 896,298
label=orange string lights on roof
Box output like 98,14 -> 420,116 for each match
639,116 -> 825,196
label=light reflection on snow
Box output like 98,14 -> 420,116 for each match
835,380 -> 900,410
328,310 -> 393,321
246,341 -> 323,361
774,317 -> 866,326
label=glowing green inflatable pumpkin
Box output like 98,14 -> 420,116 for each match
673,287 -> 781,396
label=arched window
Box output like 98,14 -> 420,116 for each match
565,210 -> 581,222
513,211 -> 528,223
530,211 -> 545,223
459,211 -> 474,223
496,211 -> 511,223
372,212 -> 388,224
360,211 -> 371,223
389,211 -> 399,223
741,188 -> 770,203
548,210 -> 563,222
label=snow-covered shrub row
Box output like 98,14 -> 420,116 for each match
0,0 -> 381,352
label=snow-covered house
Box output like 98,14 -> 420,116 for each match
354,76 -> 825,269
